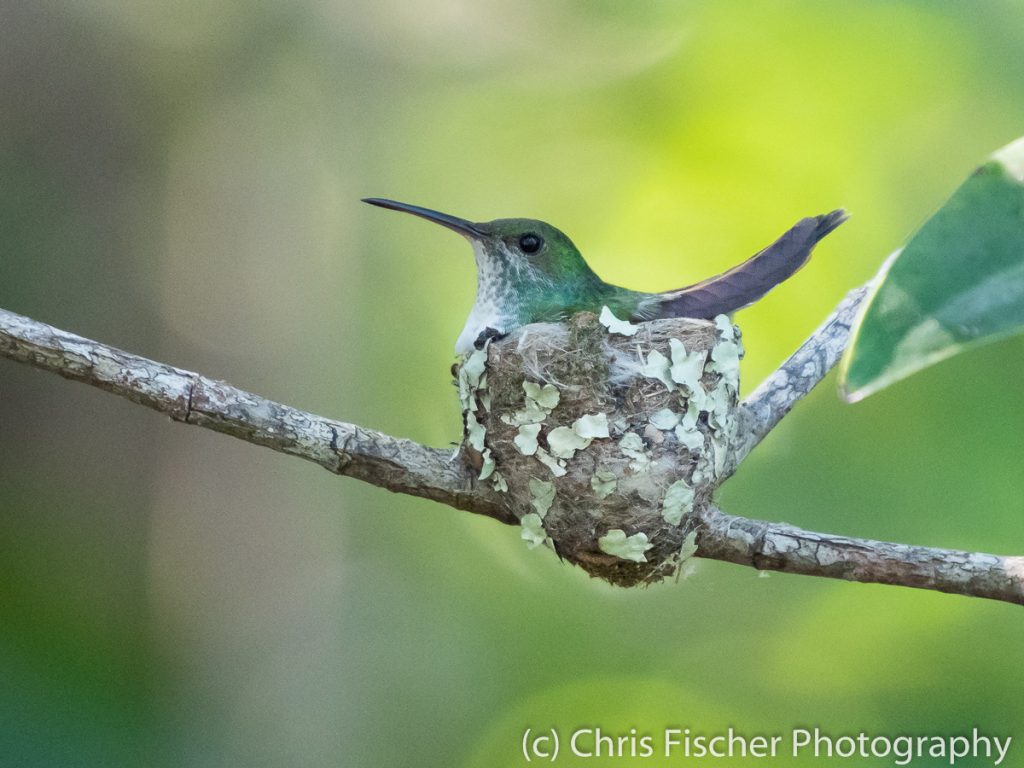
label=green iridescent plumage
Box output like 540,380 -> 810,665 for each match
364,198 -> 846,354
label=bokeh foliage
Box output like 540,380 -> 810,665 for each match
2,1 -> 1023,766
842,138 -> 1024,400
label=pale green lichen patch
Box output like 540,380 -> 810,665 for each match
714,314 -> 738,341
711,340 -> 741,388
599,306 -> 638,337
598,529 -> 652,563
479,449 -> 495,480
641,349 -> 675,391
458,347 -> 495,462
514,423 -> 542,455
520,513 -> 547,549
680,531 -> 698,559
686,384 -> 709,415
547,426 -> 591,459
704,375 -> 738,476
618,432 -> 650,473
668,338 -> 707,390
501,401 -> 549,427
677,531 -> 699,578
662,478 -> 695,525
532,413 -> 611,463
501,380 -> 559,426
457,347 -> 489,411
523,381 -> 560,411
619,432 -> 644,453
529,477 -> 555,518
490,471 -> 508,493
460,347 -> 487,389
535,447 -> 568,477
573,412 -> 609,439
674,423 -> 703,451
591,470 -> 617,499
681,398 -> 700,428
705,379 -> 734,430
466,411 -> 486,452
649,408 -> 681,431
710,316 -> 743,392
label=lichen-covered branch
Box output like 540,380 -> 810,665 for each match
0,308 -> 512,524
727,285 -> 870,475
697,505 -> 1024,605
3,302 -> 1022,605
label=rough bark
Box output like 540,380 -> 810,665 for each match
726,285 -> 869,477
0,308 -> 511,524
698,506 -> 1024,604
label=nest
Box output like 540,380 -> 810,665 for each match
457,311 -> 742,587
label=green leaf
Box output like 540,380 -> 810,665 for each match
840,137 -> 1024,401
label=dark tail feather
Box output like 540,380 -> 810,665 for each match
652,209 -> 848,319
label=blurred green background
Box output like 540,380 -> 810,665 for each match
2,1 -> 1023,766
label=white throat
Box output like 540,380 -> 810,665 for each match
454,240 -> 513,355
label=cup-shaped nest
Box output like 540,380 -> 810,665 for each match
458,311 -> 743,587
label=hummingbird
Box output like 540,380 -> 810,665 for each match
363,198 -> 847,355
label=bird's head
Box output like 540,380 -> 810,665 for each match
362,198 -> 593,290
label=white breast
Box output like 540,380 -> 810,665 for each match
454,240 -> 512,355
455,301 -> 505,355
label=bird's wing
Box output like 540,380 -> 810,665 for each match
642,209 -> 847,320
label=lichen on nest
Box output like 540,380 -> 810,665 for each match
455,308 -> 743,587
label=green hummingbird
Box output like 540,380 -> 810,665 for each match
363,198 -> 847,355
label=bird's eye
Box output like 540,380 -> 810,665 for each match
518,233 -> 543,254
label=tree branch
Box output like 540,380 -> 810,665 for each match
697,505 -> 1024,605
3,299 -> 1021,605
0,308 -> 512,524
727,285 -> 870,475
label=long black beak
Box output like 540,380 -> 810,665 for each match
362,198 -> 488,238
